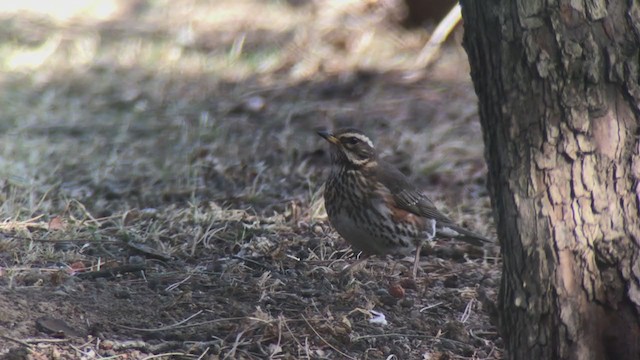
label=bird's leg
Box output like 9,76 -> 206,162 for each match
412,244 -> 421,279
413,219 -> 437,279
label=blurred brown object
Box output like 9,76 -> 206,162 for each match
402,0 -> 458,27
415,3 -> 462,67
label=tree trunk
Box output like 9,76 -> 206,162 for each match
460,0 -> 640,359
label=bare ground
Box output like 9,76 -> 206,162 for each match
0,1 -> 501,359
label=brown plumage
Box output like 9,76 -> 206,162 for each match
317,127 -> 491,277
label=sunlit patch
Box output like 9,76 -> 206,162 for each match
0,0 -> 122,23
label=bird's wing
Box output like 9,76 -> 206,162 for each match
374,161 -> 453,224
374,161 -> 492,244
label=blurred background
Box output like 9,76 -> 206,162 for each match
0,0 -> 485,219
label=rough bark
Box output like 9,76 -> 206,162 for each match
460,0 -> 640,359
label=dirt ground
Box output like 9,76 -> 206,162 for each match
0,1 -> 501,359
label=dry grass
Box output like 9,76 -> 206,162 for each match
0,1 -> 500,359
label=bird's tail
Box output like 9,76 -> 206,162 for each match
437,223 -> 492,246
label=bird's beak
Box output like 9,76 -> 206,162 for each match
317,130 -> 339,145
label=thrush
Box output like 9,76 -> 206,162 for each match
317,127 -> 491,278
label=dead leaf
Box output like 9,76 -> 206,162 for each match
48,216 -> 66,231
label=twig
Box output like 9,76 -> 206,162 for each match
113,310 -> 203,332
419,302 -> 444,312
115,316 -> 250,332
165,274 -> 192,292
415,3 -> 462,68
0,267 -> 67,272
223,330 -> 246,360
195,347 -> 210,360
0,215 -> 45,230
232,255 -> 275,271
281,316 -> 304,356
141,353 -> 189,360
76,263 -> 146,279
351,333 -> 436,341
24,339 -> 70,344
469,328 -> 491,344
302,315 -> 355,360
460,298 -> 475,323
70,344 -> 97,359
70,199 -> 101,226
14,237 -> 111,243
0,335 -> 35,349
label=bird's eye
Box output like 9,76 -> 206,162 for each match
343,136 -> 360,145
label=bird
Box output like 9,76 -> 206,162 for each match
317,127 -> 491,278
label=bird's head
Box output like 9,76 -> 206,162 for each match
317,128 -> 377,167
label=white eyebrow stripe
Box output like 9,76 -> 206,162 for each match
339,133 -> 374,148
345,151 -> 371,165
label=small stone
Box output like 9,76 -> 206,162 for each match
379,294 -> 398,306
399,278 -> 417,290
245,96 -> 266,113
100,340 -> 114,350
400,298 -> 414,308
388,283 -> 405,299
443,275 -> 458,288
442,320 -> 470,343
